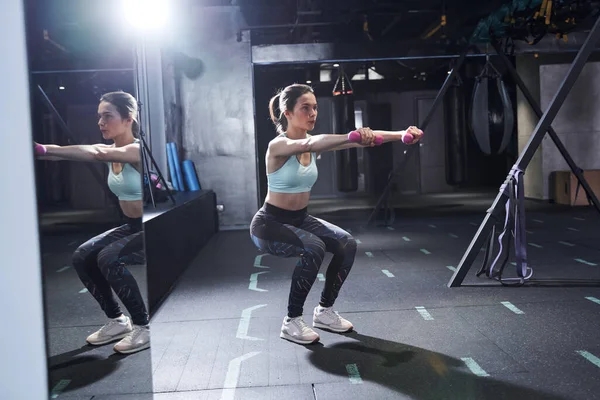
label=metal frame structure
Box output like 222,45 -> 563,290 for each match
365,45 -> 472,226
448,13 -> 600,287
132,40 -> 176,208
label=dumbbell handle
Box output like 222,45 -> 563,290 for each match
348,131 -> 383,146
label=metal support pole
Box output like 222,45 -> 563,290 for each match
133,40 -> 176,208
366,44 -> 472,226
491,40 -> 600,215
449,14 -> 600,287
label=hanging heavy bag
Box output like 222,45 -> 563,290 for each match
470,58 -> 514,155
332,67 -> 359,192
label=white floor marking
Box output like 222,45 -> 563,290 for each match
501,301 -> 524,314
249,272 -> 269,292
365,252 -> 374,257
56,266 -> 70,273
382,269 -> 395,278
559,241 -> 575,247
575,258 -> 597,266
461,357 -> 489,377
346,363 -> 363,384
415,306 -> 434,320
79,288 -> 88,294
50,379 -> 71,398
576,350 -> 600,369
253,255 -> 269,269
447,266 -> 456,272
585,296 -> 600,306
236,304 -> 267,341
317,273 -> 325,281
221,352 -> 261,400
420,249 -> 431,255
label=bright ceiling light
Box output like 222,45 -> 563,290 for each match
123,0 -> 170,34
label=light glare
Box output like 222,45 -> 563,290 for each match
123,0 -> 170,34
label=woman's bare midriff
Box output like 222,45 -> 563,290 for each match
265,190 -> 311,211
120,200 -> 143,219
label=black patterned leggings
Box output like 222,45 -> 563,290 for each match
250,203 -> 357,318
72,218 -> 149,326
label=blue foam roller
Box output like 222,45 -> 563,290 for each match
182,160 -> 201,191
166,143 -> 179,191
171,143 -> 185,191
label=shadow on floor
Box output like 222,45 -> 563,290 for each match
47,345 -> 134,394
306,331 -> 568,400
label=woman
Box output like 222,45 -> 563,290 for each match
35,91 -> 150,355
249,83 -> 423,345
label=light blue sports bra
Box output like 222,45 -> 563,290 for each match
106,140 -> 143,201
267,134 -> 318,194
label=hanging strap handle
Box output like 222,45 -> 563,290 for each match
485,166 -> 533,285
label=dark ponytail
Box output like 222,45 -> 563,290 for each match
268,93 -> 286,135
268,83 -> 314,136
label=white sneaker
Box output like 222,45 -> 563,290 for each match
280,316 -> 320,345
86,315 -> 133,346
113,325 -> 150,354
313,306 -> 353,333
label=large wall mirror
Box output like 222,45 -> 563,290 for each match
26,0 -> 155,397
31,74 -> 155,399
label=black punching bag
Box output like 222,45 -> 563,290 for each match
470,61 -> 514,155
332,68 -> 358,192
444,82 -> 467,185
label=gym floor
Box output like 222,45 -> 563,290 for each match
149,191 -> 600,400
41,191 -> 600,399
40,219 -> 154,399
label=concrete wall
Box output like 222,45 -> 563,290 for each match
516,55 -> 545,199
415,96 -> 455,194
366,90 -> 452,195
177,6 -> 257,228
539,61 -> 600,199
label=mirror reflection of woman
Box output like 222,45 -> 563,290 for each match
35,91 -> 150,354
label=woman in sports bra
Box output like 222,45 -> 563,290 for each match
35,91 -> 150,354
250,83 -> 423,345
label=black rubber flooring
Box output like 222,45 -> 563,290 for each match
148,198 -> 600,400
40,224 -> 154,399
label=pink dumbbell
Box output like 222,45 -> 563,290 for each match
348,131 -> 383,146
402,133 -> 414,144
34,143 -> 47,156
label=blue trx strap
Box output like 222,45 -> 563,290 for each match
478,166 -> 533,285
